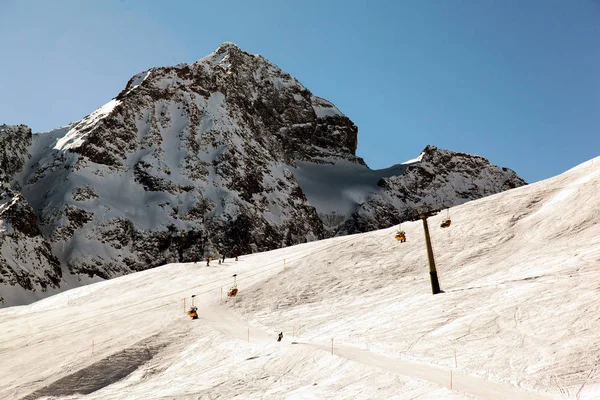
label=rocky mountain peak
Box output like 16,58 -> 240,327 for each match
416,145 -> 525,190
421,144 -> 491,164
213,41 -> 243,57
2,45 -> 527,307
67,42 -> 360,171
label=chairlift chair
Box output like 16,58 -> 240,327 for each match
440,209 -> 452,228
228,273 -> 239,297
187,306 -> 198,319
395,230 -> 406,243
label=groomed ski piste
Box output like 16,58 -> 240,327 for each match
2,157 -> 600,399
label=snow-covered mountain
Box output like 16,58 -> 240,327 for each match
1,156 -> 598,399
2,43 -> 524,307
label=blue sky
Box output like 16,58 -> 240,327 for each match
1,0 -> 598,183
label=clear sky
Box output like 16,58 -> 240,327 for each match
1,0 -> 598,183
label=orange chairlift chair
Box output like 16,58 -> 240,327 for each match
395,225 -> 406,243
227,274 -> 239,297
440,209 -> 452,228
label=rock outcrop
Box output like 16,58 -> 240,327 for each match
0,125 -> 61,303
337,145 -> 525,234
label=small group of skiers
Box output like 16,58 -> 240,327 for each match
205,255 -> 224,267
192,247 -> 240,266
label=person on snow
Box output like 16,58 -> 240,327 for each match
221,253 -> 225,263
206,257 -> 211,267
277,332 -> 283,342
234,247 -> 239,261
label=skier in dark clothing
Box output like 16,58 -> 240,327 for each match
234,247 -> 239,261
221,253 -> 225,263
277,332 -> 283,342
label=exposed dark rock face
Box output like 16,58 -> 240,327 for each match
0,124 -> 32,184
0,125 -> 61,298
2,43 -> 526,306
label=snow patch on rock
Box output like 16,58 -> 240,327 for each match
54,99 -> 121,151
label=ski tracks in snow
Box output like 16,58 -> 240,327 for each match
199,304 -> 557,400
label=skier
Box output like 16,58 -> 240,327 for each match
277,332 -> 283,342
234,247 -> 239,261
206,257 -> 210,267
221,253 -> 225,263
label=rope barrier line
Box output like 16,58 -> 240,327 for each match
0,235 -> 357,352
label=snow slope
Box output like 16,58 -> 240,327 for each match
2,157 -> 598,398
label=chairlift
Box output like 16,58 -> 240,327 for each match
187,306 -> 198,319
440,209 -> 452,229
227,274 -> 239,297
394,225 -> 406,243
